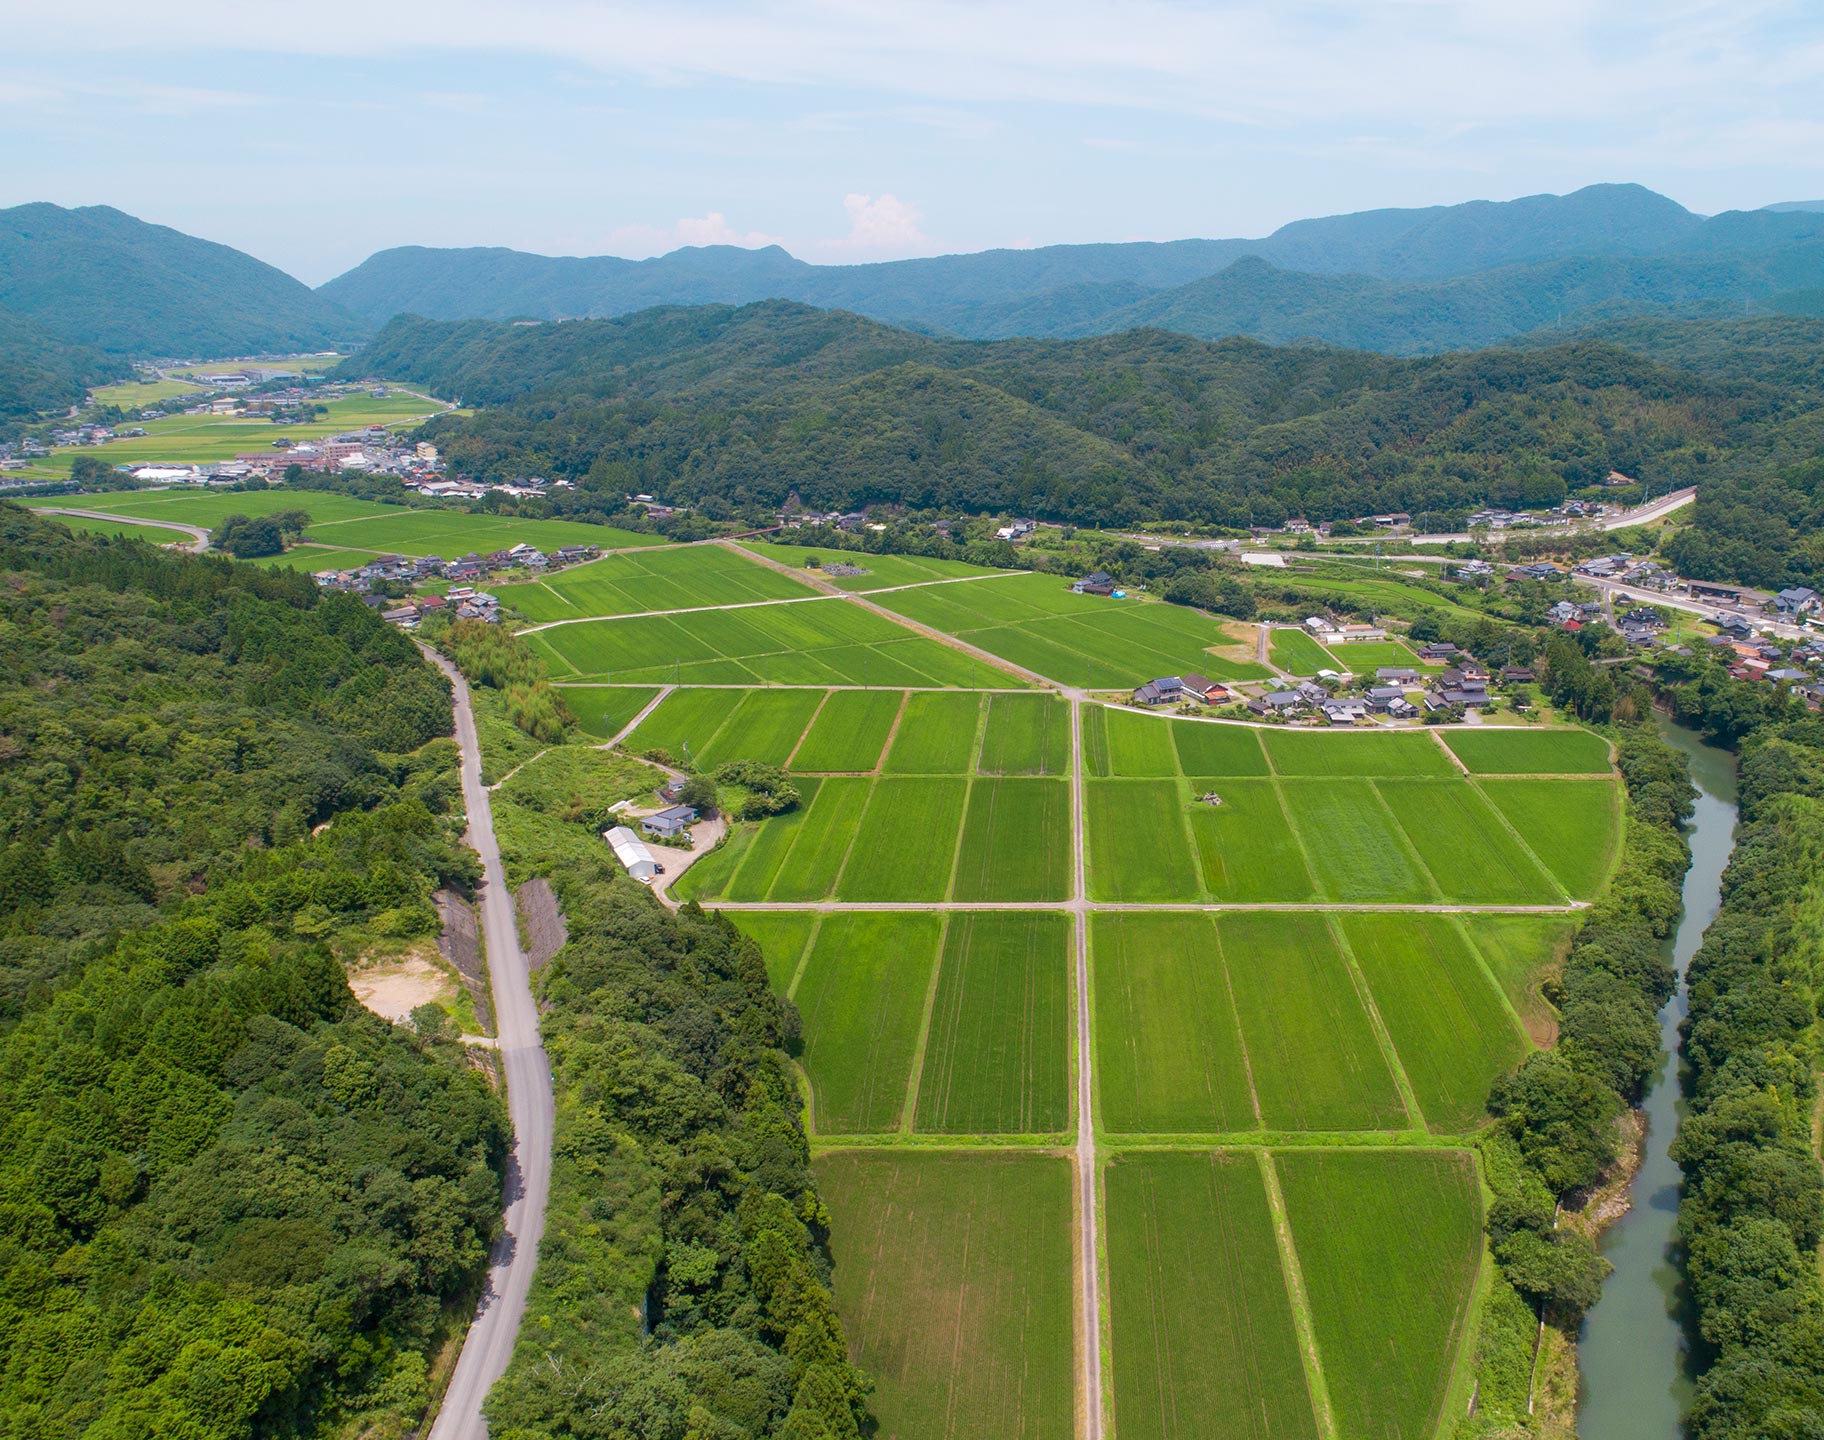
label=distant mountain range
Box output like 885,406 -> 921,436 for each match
0,203 -> 362,357
4,185 -> 1824,382
318,184 -> 1824,352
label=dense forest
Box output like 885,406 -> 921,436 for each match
0,304 -> 128,428
349,303 -> 1823,569
0,203 -> 363,357
1659,695 -> 1824,1437
0,506 -> 507,1438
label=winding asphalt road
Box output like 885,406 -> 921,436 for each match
422,647 -> 554,1440
37,506 -> 210,550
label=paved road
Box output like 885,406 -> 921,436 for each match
37,506 -> 210,550
422,648 -> 554,1440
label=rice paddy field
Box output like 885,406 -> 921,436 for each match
874,571 -> 1274,687
525,597 -> 1018,686
1275,1149 -> 1484,1440
589,560 -> 1621,1437
493,541 -> 819,621
1268,627 -> 1340,675
912,912 -> 1072,1135
816,1151 -> 1077,1440
25,487 -> 659,554
1104,1151 -> 1320,1440
739,538 -> 1008,590
1443,725 -> 1615,774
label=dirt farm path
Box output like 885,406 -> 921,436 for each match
1068,694 -> 1105,1440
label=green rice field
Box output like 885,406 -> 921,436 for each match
790,689 -> 905,772
952,779 -> 1071,901
977,693 -> 1069,775
26,487 -> 659,554
1269,627 -> 1341,675
1443,726 -> 1614,775
724,911 -> 819,992
1105,1151 -> 1321,1440
492,542 -> 818,620
1322,638 -> 1433,672
1261,727 -> 1457,777
1461,913 -> 1578,1043
1091,913 -> 1257,1134
816,1151 -> 1076,1440
739,538 -> 1007,590
913,912 -> 1071,1134
558,685 -> 661,739
526,598 -> 1017,687
791,912 -> 941,1132
838,778 -> 971,901
1276,1149 -> 1484,1440
1220,912 -> 1408,1132
875,571 -> 1273,687
1338,914 -> 1530,1132
1477,778 -> 1623,899
1278,780 -> 1435,903
882,691 -> 983,773
1374,779 -> 1565,904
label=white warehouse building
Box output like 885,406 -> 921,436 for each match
603,825 -> 660,882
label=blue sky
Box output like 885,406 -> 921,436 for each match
5,1 -> 1823,284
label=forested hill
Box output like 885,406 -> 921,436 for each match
0,302 -> 128,424
0,203 -> 364,356
351,302 -> 1766,530
0,507 -> 508,1437
320,184 -> 1824,349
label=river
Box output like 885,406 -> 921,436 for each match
1575,718 -> 1738,1438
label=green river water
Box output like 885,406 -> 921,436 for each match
1575,718 -> 1738,1437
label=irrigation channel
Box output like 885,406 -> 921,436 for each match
1576,717 -> 1738,1438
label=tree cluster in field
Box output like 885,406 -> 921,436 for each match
0,506 -> 508,1438
478,861 -> 869,1440
710,760 -> 801,819
347,305 -> 1824,590
1665,713 -> 1824,1438
209,507 -> 311,558
427,615 -> 575,745
1465,727 -> 1697,1436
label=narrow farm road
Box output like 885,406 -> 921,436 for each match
1068,695 -> 1105,1440
39,506 -> 210,550
421,647 -> 555,1440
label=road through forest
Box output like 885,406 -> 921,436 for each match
421,648 -> 554,1440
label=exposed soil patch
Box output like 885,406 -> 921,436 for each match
437,888 -> 493,1032
515,876 -> 568,973
348,947 -> 455,1023
1565,1108 -> 1647,1238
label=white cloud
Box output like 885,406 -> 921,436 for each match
818,192 -> 930,256
603,211 -> 783,257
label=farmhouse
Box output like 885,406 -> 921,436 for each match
641,804 -> 699,839
1331,622 -> 1388,643
1247,690 -> 1305,717
1376,666 -> 1419,684
1772,587 -> 1820,615
603,826 -> 660,881
1072,570 -> 1116,596
1179,674 -> 1230,704
1133,676 -> 1184,706
1320,698 -> 1368,725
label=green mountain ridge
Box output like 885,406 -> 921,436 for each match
0,202 -> 365,357
344,302 -> 1743,529
318,185 -> 1824,352
0,303 -> 129,424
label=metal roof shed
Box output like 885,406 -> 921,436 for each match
604,826 -> 660,881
